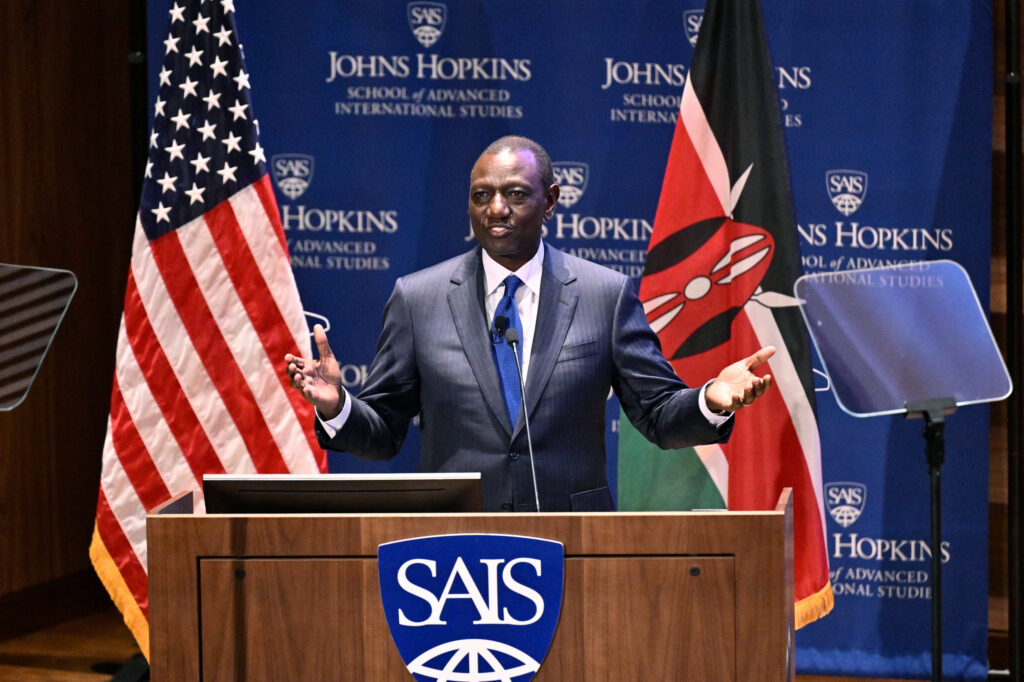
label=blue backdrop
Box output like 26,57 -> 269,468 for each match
148,2 -> 993,677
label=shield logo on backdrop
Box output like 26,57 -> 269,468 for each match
408,2 -> 447,48
552,162 -> 589,208
684,10 -> 704,47
270,153 -> 314,200
378,534 -> 564,682
824,481 -> 867,528
826,169 -> 868,216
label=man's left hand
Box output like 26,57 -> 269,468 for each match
705,346 -> 776,413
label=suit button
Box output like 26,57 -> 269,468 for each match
501,501 -> 513,511
509,451 -> 519,461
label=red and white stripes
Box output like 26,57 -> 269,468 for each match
91,175 -> 323,653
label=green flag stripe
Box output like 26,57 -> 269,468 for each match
616,408 -> 726,511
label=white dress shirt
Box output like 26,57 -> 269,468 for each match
480,241 -> 544,383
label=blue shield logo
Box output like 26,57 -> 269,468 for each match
552,162 -> 588,208
826,169 -> 868,216
270,153 -> 314,200
825,481 -> 867,527
408,2 -> 447,48
378,534 -> 564,682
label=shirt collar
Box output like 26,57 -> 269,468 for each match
481,241 -> 545,298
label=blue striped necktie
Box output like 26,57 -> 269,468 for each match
491,275 -> 524,426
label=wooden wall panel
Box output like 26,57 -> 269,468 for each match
0,0 -> 135,611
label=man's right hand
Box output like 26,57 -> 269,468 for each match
284,324 -> 345,420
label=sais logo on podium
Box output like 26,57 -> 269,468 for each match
552,162 -> 588,208
271,154 -> 314,200
825,481 -> 867,528
408,1 -> 447,48
826,169 -> 868,216
378,534 -> 564,682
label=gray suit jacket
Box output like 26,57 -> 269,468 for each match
315,243 -> 730,511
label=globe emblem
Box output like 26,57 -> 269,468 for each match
277,176 -> 309,200
413,25 -> 442,47
831,193 -> 862,217
829,504 -> 862,528
407,638 -> 540,682
557,185 -> 583,208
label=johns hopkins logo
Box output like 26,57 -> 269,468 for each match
684,10 -> 704,47
408,2 -> 447,48
825,481 -> 867,528
826,169 -> 868,216
271,154 -> 314,200
552,162 -> 588,208
378,534 -> 564,682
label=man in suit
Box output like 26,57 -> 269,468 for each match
285,136 -> 774,511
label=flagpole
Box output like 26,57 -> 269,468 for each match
1004,0 -> 1022,679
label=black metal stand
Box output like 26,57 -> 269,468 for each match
906,397 -> 957,682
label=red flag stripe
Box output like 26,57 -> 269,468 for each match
649,121 -> 726,252
129,226 -> 257,476
113,314 -> 203,499
679,79 -> 731,215
232,181 -> 315,356
95,489 -> 149,616
98,424 -> 151,567
202,198 -> 323,469
146,225 -> 289,473
108,376 -> 172,510
743,295 -> 827,527
173,213 -> 317,473
722,312 -> 830,596
122,271 -> 227,482
252,174 -> 291,266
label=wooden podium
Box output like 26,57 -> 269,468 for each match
148,489 -> 794,681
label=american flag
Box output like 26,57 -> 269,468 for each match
89,0 -> 325,656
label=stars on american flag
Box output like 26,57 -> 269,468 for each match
140,0 -> 266,235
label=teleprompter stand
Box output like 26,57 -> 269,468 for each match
795,261 -> 1012,682
904,397 -> 957,681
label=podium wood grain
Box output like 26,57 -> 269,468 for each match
148,490 -> 793,681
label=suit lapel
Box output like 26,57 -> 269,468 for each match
515,245 -> 578,440
447,249 -> 513,437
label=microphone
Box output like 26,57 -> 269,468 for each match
490,315 -> 508,344
505,328 -> 540,512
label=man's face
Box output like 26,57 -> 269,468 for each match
468,149 -> 559,271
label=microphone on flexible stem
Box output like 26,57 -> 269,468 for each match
505,328 -> 540,513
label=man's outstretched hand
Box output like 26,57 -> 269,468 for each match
704,346 -> 776,413
284,324 -> 345,420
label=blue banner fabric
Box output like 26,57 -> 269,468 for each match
147,2 -> 992,677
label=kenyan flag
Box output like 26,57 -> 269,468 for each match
617,0 -> 832,628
